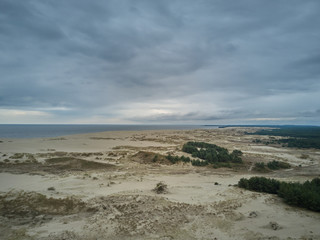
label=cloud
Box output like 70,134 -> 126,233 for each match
0,109 -> 52,124
248,118 -> 297,121
298,109 -> 320,118
0,0 -> 320,124
129,112 -> 227,123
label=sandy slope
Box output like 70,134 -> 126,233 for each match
0,128 -> 320,239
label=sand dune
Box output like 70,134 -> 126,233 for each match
1,128 -> 319,239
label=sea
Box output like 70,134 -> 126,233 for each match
0,124 -> 219,139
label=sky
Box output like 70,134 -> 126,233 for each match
0,0 -> 320,125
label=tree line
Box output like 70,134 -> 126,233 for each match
247,126 -> 320,149
238,177 -> 320,212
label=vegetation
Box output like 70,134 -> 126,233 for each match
238,177 -> 320,212
133,151 -> 172,165
9,153 -> 26,159
247,126 -> 320,149
190,159 -> 209,166
254,160 -> 290,172
238,176 -> 280,194
278,138 -> 320,149
254,162 -> 268,172
137,142 -> 243,168
181,141 -> 243,166
153,182 -> 168,194
212,162 -> 232,168
0,191 -> 87,217
166,154 -> 191,164
8,153 -> 37,162
165,142 -> 243,167
45,157 -> 114,170
267,160 -> 290,170
278,179 -> 320,211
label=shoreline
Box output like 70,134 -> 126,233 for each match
0,124 -> 219,139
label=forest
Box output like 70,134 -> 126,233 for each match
238,177 -> 320,212
247,126 -> 320,149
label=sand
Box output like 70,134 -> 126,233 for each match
0,128 -> 320,239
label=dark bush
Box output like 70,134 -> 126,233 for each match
166,154 -> 190,164
267,160 -> 290,170
254,162 -> 267,172
191,159 -> 209,166
153,182 -> 168,194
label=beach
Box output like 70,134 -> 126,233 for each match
1,127 -> 320,240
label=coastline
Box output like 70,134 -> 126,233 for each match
0,124 -> 219,139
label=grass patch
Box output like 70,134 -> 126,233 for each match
9,153 -> 25,159
212,162 -> 232,169
1,156 -> 115,175
132,151 -> 172,165
45,157 -> 114,170
9,153 -> 36,161
0,191 -> 88,217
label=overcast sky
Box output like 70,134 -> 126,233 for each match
1,0 -> 320,125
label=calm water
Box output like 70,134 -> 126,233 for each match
0,124 -> 219,139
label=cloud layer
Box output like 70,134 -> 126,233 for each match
1,0 -> 320,124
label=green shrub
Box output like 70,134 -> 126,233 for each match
267,160 -> 290,170
253,162 -> 268,172
166,155 -> 191,164
153,182 -> 168,194
181,141 -> 243,165
253,161 -> 290,172
191,159 -> 209,166
152,155 -> 158,162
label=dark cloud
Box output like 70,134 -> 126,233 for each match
130,112 -> 227,122
299,109 -> 320,118
297,54 -> 320,67
0,0 -> 320,124
289,54 -> 320,80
